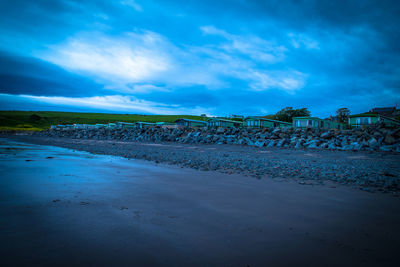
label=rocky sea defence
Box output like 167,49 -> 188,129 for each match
32,125 -> 400,152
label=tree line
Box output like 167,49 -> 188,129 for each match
263,107 -> 350,123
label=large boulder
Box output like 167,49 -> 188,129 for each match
216,127 -> 225,134
267,140 -> 276,147
320,131 -> 333,139
254,140 -> 265,148
384,134 -> 396,145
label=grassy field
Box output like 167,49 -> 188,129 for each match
0,111 -> 207,131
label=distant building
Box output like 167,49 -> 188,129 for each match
156,122 -> 177,128
326,115 -> 342,123
244,117 -> 291,128
369,107 -> 396,116
52,124 -> 74,130
207,118 -> 243,128
115,122 -> 135,129
293,117 -> 344,129
51,125 -> 68,130
135,121 -> 156,129
348,113 -> 400,128
73,124 -> 88,129
107,123 -> 117,129
94,124 -> 106,129
175,118 -> 207,127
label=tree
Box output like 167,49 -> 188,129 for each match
336,108 -> 350,123
274,107 -> 310,122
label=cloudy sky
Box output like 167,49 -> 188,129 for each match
0,0 -> 399,117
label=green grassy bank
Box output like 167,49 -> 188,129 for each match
0,111 -> 207,131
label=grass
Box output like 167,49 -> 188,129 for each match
0,111 -> 207,130
0,126 -> 43,131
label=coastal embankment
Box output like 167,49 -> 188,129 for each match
32,125 -> 400,152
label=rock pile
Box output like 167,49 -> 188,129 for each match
33,125 -> 400,152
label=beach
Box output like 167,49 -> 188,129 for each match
7,135 -> 400,193
1,137 -> 400,266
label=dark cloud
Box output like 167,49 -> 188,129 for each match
0,0 -> 399,116
0,51 -> 105,97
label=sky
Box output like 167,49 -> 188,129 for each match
0,0 -> 399,117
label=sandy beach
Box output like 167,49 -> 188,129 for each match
7,135 -> 400,193
1,137 -> 400,266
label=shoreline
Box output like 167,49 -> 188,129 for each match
1,137 -> 400,266
4,134 -> 400,194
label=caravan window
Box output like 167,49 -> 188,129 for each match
298,120 -> 308,127
357,117 -> 370,125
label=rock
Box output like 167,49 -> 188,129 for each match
272,128 -> 281,134
341,144 -> 354,151
379,145 -> 393,152
319,142 -> 328,149
216,127 -> 225,134
267,140 -> 276,147
368,137 -> 378,148
34,123 -> 400,154
351,142 -> 363,150
391,128 -> 400,138
294,140 -> 302,149
254,140 -> 265,148
276,139 -> 286,147
307,139 -> 320,149
320,132 -> 333,139
327,142 -> 336,149
385,135 -> 396,145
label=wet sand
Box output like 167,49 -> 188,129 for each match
6,135 -> 400,193
0,138 -> 400,266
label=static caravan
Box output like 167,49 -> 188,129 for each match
135,121 -> 156,129
244,117 -> 291,128
94,124 -> 106,129
293,117 -> 322,128
207,118 -> 243,128
156,122 -> 177,128
58,124 -> 74,130
175,119 -> 207,128
293,117 -> 344,129
107,123 -> 117,129
115,122 -> 135,129
73,124 -> 88,129
349,113 -> 400,128
52,125 -> 67,130
321,120 -> 345,129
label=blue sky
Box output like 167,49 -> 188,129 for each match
0,0 -> 399,117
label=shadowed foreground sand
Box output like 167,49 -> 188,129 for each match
0,138 -> 399,266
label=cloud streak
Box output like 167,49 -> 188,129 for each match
0,93 -> 215,115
